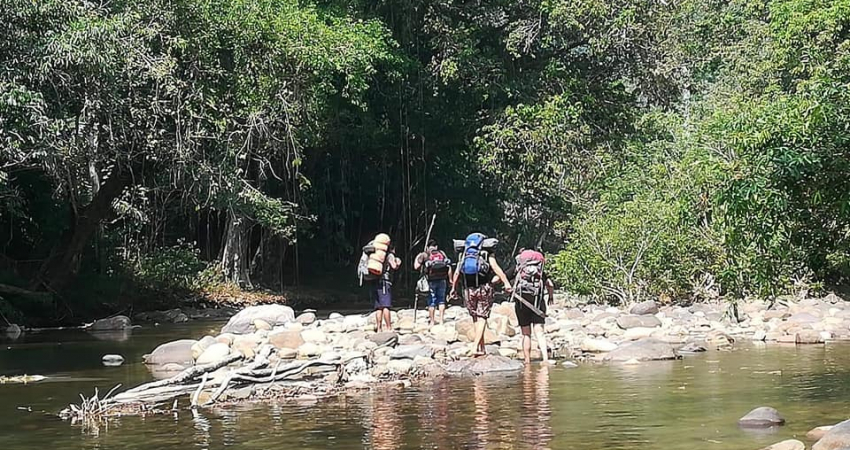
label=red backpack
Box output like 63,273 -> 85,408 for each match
426,250 -> 450,278
516,250 -> 545,294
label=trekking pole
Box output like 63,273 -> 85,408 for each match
414,214 -> 436,324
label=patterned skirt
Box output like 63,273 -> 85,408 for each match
466,284 -> 495,319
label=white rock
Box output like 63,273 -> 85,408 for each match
196,343 -> 231,365
301,328 -> 328,343
581,337 -> 618,353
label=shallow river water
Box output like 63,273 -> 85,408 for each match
2,321 -> 850,450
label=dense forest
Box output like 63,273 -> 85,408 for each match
1,0 -> 849,323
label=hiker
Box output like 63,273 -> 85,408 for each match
358,234 -> 402,332
450,233 -> 511,356
414,239 -> 453,325
500,248 -> 555,364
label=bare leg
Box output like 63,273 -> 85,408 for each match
533,323 -> 549,363
382,309 -> 392,331
428,306 -> 436,326
438,303 -> 446,324
375,310 -> 382,332
473,317 -> 487,355
521,325 -> 532,364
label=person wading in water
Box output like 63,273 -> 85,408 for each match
358,234 -> 402,332
450,233 -> 511,357
499,248 -> 555,364
414,240 -> 453,326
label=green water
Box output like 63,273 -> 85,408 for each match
2,323 -> 850,449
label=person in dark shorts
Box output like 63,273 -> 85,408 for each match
501,249 -> 555,364
414,240 -> 453,325
368,247 -> 401,332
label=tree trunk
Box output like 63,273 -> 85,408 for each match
33,168 -> 130,292
219,212 -> 253,288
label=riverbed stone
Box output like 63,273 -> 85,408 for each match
389,344 -> 434,360
3,324 -> 22,339
145,339 -> 197,366
278,348 -> 297,359
196,342 -> 231,365
296,312 -> 317,325
445,355 -> 524,375
253,319 -> 272,331
581,337 -> 618,353
368,331 -> 398,347
297,342 -> 322,358
737,406 -> 785,428
90,315 -> 132,331
759,439 -> 804,450
430,324 -> 459,343
797,330 -> 824,344
788,312 -> 821,325
135,309 -> 189,324
387,359 -> 413,374
630,300 -> 659,316
604,339 -> 679,362
807,426 -> 834,441
616,315 -> 661,330
221,304 -> 295,334
813,419 -> 850,450
301,328 -> 328,344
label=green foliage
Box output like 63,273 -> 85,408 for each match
128,241 -> 207,294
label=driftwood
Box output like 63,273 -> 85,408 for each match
99,351 -> 358,408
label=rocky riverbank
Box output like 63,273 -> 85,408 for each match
97,294 -> 846,403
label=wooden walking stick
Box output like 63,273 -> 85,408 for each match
414,214 -> 437,324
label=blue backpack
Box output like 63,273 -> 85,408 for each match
460,233 -> 491,276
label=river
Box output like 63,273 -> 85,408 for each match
1,321 -> 849,449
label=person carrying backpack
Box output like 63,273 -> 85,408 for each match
414,239 -> 453,326
450,233 -> 512,357
357,234 -> 402,332
499,248 -> 555,364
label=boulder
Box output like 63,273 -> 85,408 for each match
278,348 -> 298,359
445,355 -> 524,375
604,339 -> 679,362
145,339 -> 197,366
759,440 -> 804,450
221,304 -> 295,334
89,315 -> 132,331
397,317 -> 415,331
630,300 -> 659,316
797,330 -> 824,344
191,336 -> 217,360
430,324 -> 459,343
135,309 -> 190,324
814,419 -> 850,450
301,328 -> 328,343
296,312 -> 317,325
788,312 -> 821,325
253,319 -> 272,331
623,327 -> 657,341
581,338 -> 618,353
616,315 -> 662,330
196,342 -> 231,365
216,333 -> 236,345
102,354 -> 125,367
368,332 -> 398,347
269,330 -> 305,350
2,324 -> 22,339
297,342 -> 322,358
808,426 -> 834,441
329,312 -> 344,320
737,407 -> 785,428
389,345 -> 434,360
387,359 -> 413,374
